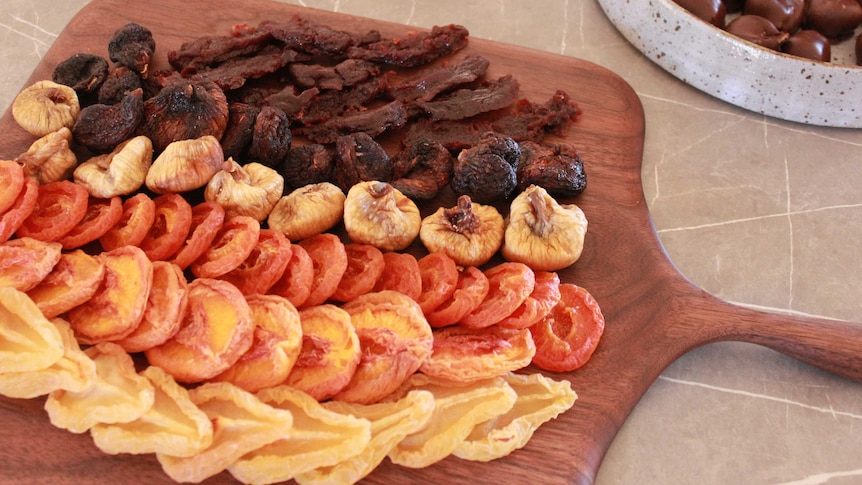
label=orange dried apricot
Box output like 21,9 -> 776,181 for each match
171,201 -> 225,270
0,237 -> 62,291
190,215 -> 260,279
219,229 -> 292,296
99,193 -> 156,251
297,232 -> 348,308
497,270 -> 561,330
268,242 -> 314,308
0,160 -> 25,214
425,266 -> 489,328
138,193 -> 193,261
26,249 -> 105,319
0,178 -> 39,243
415,252 -> 459,314
459,262 -> 535,329
419,325 -> 536,382
372,251 -> 422,301
330,243 -> 385,303
16,180 -> 89,242
56,196 -> 123,249
529,283 -> 605,372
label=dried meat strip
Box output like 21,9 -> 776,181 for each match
262,15 -> 381,57
415,75 -> 520,121
290,59 -> 380,91
299,100 -> 408,144
391,54 -> 490,102
189,45 -> 310,91
168,22 -> 274,74
298,73 -> 393,125
265,86 -> 319,118
346,24 -> 470,68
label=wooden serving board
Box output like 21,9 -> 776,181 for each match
2,0 -> 861,483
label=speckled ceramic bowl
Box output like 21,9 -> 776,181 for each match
597,0 -> 862,128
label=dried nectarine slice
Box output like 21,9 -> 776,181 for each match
425,266 -> 489,328
211,294 -> 303,393
67,245 -> 153,344
297,232 -> 348,308
498,270 -> 562,330
0,177 -> 38,243
138,193 -> 193,261
16,179 -> 89,241
460,262 -> 536,329
157,381 -> 294,484
114,261 -> 189,353
26,249 -> 105,319
190,215 -> 260,278
268,242 -> 314,308
228,385 -> 372,485
529,283 -> 605,372
56,195 -> 123,249
334,290 -> 434,404
45,342 -> 155,434
91,365 -> 214,458
171,201 -> 225,270
99,193 -> 155,251
0,318 -> 96,399
331,243 -> 385,302
0,236 -> 62,291
0,289 -> 64,373
419,325 -> 536,382
220,229 -> 292,296
373,251 -> 422,301
145,278 -> 254,383
284,304 -> 360,401
0,160 -> 25,214
416,252 -> 459,314
453,372 -> 577,462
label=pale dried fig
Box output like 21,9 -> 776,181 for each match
12,80 -> 80,136
15,127 -> 77,184
204,159 -> 284,221
343,181 -> 420,251
145,135 -> 224,194
268,182 -> 345,241
74,135 -> 153,198
419,195 -> 504,267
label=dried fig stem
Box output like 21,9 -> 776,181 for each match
443,195 -> 480,234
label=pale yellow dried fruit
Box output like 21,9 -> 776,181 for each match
228,385 -> 371,485
453,372 -> 577,462
12,80 -> 80,136
205,159 -> 284,221
44,342 -> 155,434
15,127 -> 78,184
297,390 -> 436,485
419,326 -> 536,383
0,287 -> 64,374
268,182 -> 345,241
502,184 -> 588,271
73,135 -> 153,198
343,181 -> 420,251
419,195 -> 505,267
157,381 -> 294,484
91,366 -> 214,458
385,373 -> 517,468
0,318 -> 96,399
145,134 -> 224,194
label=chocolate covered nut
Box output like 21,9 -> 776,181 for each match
726,15 -> 789,50
744,0 -> 806,32
782,30 -> 832,61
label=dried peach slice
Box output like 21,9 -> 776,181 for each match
268,242 -> 314,308
330,243 -> 385,302
99,192 -> 156,251
190,215 -> 260,279
91,365 -> 214,458
211,294 -> 303,393
145,278 -> 254,383
529,283 -> 605,372
157,381 -> 294,484
44,342 -> 155,434
56,195 -> 123,250
498,270 -> 561,330
138,193 -> 193,261
284,304 -> 360,401
16,179 -> 88,242
299,390 -> 436,485
228,385 -> 371,485
0,177 -> 39,244
0,159 -> 25,214
297,232 -> 348,308
0,287 -> 64,373
0,236 -> 62,291
459,262 -> 535,329
114,261 -> 189,353
26,249 -> 105,319
170,201 -> 225,270
219,229 -> 292,296
0,318 -> 96,399
415,252 -> 459,314
373,251 -> 422,301
67,245 -> 153,344
386,373 -> 517,468
334,290 -> 434,404
453,372 -> 578,462
420,325 -> 536,382
425,265 -> 489,328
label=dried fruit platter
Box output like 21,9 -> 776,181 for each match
2,0 -> 862,484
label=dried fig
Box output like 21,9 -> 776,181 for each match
220,102 -> 260,161
280,144 -> 334,190
516,141 -> 587,198
343,181 -> 421,251
138,81 -> 229,153
248,106 -> 292,167
72,88 -> 144,153
204,159 -> 284,221
145,135 -> 225,194
452,133 -> 519,204
12,80 -> 80,137
334,132 -> 393,191
108,23 -> 155,75
52,53 -> 109,100
15,127 -> 77,184
97,66 -> 142,105
73,135 -> 153,198
419,195 -> 505,267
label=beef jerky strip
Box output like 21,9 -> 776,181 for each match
189,45 -> 310,91
298,72 -> 393,125
391,54 -> 490,102
168,22 -> 274,74
265,86 -> 319,118
300,100 -> 408,144
290,59 -> 380,91
261,15 -> 381,58
416,74 -> 520,121
347,24 -> 470,68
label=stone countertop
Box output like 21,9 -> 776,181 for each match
1,0 -> 861,483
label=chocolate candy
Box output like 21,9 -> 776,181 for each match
726,15 -> 789,50
673,0 -> 727,28
782,29 -> 832,61
805,0 -> 862,39
744,0 -> 806,33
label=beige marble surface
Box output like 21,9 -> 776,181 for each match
2,0 -> 861,484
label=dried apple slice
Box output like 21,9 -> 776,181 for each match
44,342 -> 155,434
228,385 -> 372,485
210,294 -> 303,393
0,287 -> 64,373
297,390 -> 436,485
419,325 -> 536,383
334,290 -> 434,404
453,372 -> 578,462
114,261 -> 189,353
0,318 -> 96,399
284,304 -> 360,401
26,249 -> 105,319
386,373 -> 517,468
67,245 -> 153,344
156,381 -> 294,484
91,365 -> 214,458
145,278 -> 254,383
0,237 -> 62,291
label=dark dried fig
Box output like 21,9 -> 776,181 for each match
72,88 -> 144,153
281,144 -> 334,189
97,66 -> 142,105
516,141 -> 587,198
138,81 -> 229,153
108,23 -> 156,75
52,53 -> 109,100
220,102 -> 260,161
334,132 -> 392,191
452,144 -> 517,204
248,106 -> 292,167
391,141 -> 454,200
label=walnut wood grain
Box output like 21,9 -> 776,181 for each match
1,0 -> 861,484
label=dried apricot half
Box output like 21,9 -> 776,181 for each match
372,251 -> 422,301
415,251 -> 459,314
497,270 -> 562,330
268,242 -> 314,308
171,201 -> 225,270
138,193 -> 193,261
16,179 -> 88,242
190,215 -> 260,279
99,192 -> 156,251
26,249 -> 105,319
425,265 -> 489,328
56,195 -> 123,249
0,237 -> 62,291
0,178 -> 39,243
529,283 -> 605,372
419,325 -> 536,382
219,229 -> 292,296
0,159 -> 25,214
459,262 -> 535,329
297,232 -> 348,308
330,243 -> 385,303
